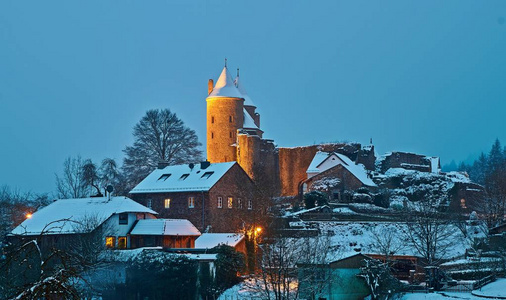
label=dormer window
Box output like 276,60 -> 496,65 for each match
179,174 -> 189,181
158,174 -> 171,181
201,171 -> 214,179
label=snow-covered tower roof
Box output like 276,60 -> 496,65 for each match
234,70 -> 256,107
208,66 -> 243,98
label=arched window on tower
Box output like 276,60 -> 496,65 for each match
229,116 -> 233,123
211,116 -> 215,123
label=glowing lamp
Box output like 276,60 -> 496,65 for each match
26,213 -> 32,219
255,227 -> 262,234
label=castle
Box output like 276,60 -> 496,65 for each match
205,62 -> 377,198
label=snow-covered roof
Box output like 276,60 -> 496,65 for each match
243,108 -> 260,130
130,162 -> 236,193
234,75 -> 256,107
11,197 -> 156,236
307,151 -> 329,173
208,67 -> 243,98
307,151 -> 376,187
195,233 -> 244,249
130,219 -> 201,236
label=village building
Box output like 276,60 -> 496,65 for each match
9,196 -> 157,250
129,218 -> 201,249
304,151 -> 377,202
195,233 -> 246,254
130,161 -> 264,233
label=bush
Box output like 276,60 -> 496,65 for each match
304,191 -> 328,209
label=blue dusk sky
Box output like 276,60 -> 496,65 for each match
1,1 -> 505,194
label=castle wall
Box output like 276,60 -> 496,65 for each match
206,97 -> 244,163
278,146 -> 319,196
237,133 -> 280,197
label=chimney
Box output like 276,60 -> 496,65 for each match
200,160 -> 211,169
158,160 -> 169,169
208,79 -> 214,95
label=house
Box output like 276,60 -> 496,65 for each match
298,253 -> 371,300
304,151 -> 376,202
195,233 -> 246,254
9,196 -> 157,250
129,218 -> 201,249
130,161 -> 264,233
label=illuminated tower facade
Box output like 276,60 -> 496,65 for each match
206,65 -> 244,163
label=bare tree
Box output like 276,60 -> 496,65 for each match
251,233 -> 333,300
122,109 -> 203,190
404,201 -> 455,267
372,225 -> 405,263
55,156 -> 89,199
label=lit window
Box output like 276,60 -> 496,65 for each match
164,199 -> 171,209
158,174 -> 171,181
188,197 -> 195,208
180,174 -> 189,180
228,197 -> 233,209
460,199 -> 467,209
248,199 -> 253,210
147,199 -> 152,209
238,198 -> 243,209
119,213 -> 128,225
118,237 -> 127,249
217,197 -> 223,208
106,236 -> 115,249
201,171 -> 214,179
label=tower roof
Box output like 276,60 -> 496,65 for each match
208,67 -> 243,98
234,74 -> 256,107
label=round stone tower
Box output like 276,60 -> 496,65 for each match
206,65 -> 244,163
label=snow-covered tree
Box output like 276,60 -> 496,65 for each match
122,109 -> 202,190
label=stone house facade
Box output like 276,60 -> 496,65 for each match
130,161 -> 265,233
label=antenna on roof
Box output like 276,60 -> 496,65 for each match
237,68 -> 240,77
224,58 -> 227,68
370,138 -> 373,144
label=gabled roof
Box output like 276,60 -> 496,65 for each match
130,219 -> 201,236
130,162 -> 236,193
11,197 -> 156,236
307,151 -> 376,187
208,67 -> 243,98
195,233 -> 244,249
234,75 -> 256,107
243,108 -> 261,131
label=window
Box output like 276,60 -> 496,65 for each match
119,213 -> 128,225
460,199 -> 467,209
188,197 -> 195,208
228,197 -> 233,209
217,197 -> 223,208
211,132 -> 214,139
229,115 -> 233,123
164,198 -> 171,209
248,199 -> 253,210
147,199 -> 152,209
158,174 -> 171,181
212,116 -> 215,123
230,132 -> 233,138
180,174 -> 189,180
118,237 -> 127,249
201,171 -> 214,179
238,198 -> 243,209
106,236 -> 115,249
